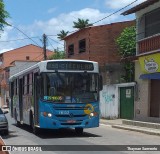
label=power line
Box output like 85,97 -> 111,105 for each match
93,0 -> 138,25
47,36 -> 64,46
47,38 -> 55,49
48,0 -> 139,37
0,37 -> 40,42
12,26 -> 41,47
1,0 -> 139,57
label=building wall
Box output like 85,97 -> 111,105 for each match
134,60 -> 150,120
136,1 -> 160,19
134,1 -> 160,122
0,44 -> 53,68
65,21 -> 135,66
100,85 -> 117,119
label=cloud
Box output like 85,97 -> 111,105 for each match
0,25 -> 15,53
47,7 -> 57,14
33,8 -> 119,34
0,7 -> 132,52
105,0 -> 146,9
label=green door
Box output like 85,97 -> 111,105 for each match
120,87 -> 134,119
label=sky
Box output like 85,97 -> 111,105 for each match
0,0 -> 146,53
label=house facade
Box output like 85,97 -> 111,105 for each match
123,0 -> 160,122
0,44 -> 53,106
64,21 -> 135,85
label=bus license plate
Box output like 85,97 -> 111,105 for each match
67,120 -> 76,123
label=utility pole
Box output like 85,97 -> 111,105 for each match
43,34 -> 47,60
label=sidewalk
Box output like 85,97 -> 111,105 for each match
100,118 -> 160,136
100,118 -> 123,126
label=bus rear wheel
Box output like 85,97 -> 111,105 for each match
75,128 -> 83,135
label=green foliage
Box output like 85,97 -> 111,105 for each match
49,49 -> 65,60
0,0 -> 10,31
57,30 -> 69,40
73,18 -> 93,30
116,26 -> 136,82
116,26 -> 136,58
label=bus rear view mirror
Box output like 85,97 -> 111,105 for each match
99,75 -> 103,91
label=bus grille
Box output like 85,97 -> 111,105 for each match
55,114 -> 86,118
54,107 -> 86,110
61,122 -> 82,125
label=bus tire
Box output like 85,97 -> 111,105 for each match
75,128 -> 83,135
15,109 -> 20,127
31,115 -> 39,135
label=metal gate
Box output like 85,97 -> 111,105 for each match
120,86 -> 134,119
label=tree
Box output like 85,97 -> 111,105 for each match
73,18 -> 93,30
48,49 -> 65,60
0,0 -> 10,32
57,30 -> 69,40
116,26 -> 136,82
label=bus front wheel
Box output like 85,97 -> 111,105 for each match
75,128 -> 83,135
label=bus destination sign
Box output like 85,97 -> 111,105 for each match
47,61 -> 94,71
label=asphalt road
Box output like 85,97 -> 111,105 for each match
1,113 -> 160,154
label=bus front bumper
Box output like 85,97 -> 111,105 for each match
39,116 -> 99,129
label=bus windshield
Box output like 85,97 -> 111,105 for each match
42,72 -> 98,103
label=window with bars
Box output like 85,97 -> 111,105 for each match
145,8 -> 160,37
68,44 -> 74,55
79,39 -> 86,53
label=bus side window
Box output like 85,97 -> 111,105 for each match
14,79 -> 17,95
29,73 -> 33,95
27,74 -> 29,94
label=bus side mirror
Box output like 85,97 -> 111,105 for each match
99,75 -> 103,91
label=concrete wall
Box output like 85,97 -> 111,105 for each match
100,82 -> 136,119
100,85 -> 117,119
134,60 -> 150,120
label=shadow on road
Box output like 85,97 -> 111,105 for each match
0,130 -> 18,139
12,123 -> 101,139
38,128 -> 101,139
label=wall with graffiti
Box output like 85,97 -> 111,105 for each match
100,85 -> 118,119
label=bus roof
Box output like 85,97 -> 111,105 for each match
9,59 -> 99,81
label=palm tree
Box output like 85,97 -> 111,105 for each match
57,30 -> 69,40
57,30 -> 69,56
73,18 -> 93,30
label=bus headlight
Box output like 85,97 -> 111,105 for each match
90,113 -> 94,117
48,113 -> 52,117
90,112 -> 98,117
42,112 -> 52,117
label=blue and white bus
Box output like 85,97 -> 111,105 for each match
9,59 -> 102,134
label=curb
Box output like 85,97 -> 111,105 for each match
112,125 -> 160,136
